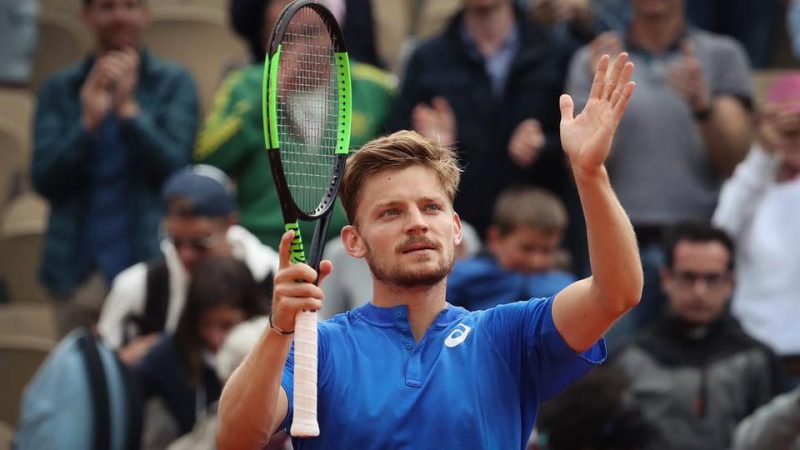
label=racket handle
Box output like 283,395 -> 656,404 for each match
291,310 -> 319,437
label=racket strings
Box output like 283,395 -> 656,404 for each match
276,8 -> 340,215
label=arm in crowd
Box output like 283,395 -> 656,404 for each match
118,66 -> 199,184
668,41 -> 752,177
552,53 -> 643,352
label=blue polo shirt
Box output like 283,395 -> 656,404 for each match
280,296 -> 606,450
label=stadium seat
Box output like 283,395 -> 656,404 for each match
0,117 -> 30,211
0,193 -> 49,304
0,303 -> 58,342
0,419 -> 12,450
0,336 -> 53,425
31,10 -> 93,91
143,5 -> 249,116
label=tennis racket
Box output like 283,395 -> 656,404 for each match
263,0 -> 351,438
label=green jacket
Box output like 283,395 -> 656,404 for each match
195,62 -> 395,247
32,51 -> 199,296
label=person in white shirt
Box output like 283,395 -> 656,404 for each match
97,165 -> 279,365
713,74 -> 800,362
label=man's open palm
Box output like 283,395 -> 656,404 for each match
560,53 -> 635,173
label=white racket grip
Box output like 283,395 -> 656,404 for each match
291,310 -> 319,437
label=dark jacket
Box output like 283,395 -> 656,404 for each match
32,50 -> 199,296
135,334 -> 221,436
613,314 -> 785,450
390,8 -> 576,237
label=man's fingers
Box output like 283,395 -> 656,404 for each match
317,260 -> 333,286
613,82 -> 636,123
275,282 -> 324,301
278,229 -> 296,270
681,40 -> 695,59
589,54 -> 610,100
559,94 -> 575,122
609,62 -> 634,106
274,262 -> 318,285
602,52 -> 628,100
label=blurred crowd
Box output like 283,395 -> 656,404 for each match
2,0 -> 800,449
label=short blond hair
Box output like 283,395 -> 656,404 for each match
340,131 -> 461,224
492,187 -> 568,236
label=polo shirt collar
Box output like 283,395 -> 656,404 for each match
355,302 -> 466,329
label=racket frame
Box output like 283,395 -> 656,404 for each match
262,0 -> 351,438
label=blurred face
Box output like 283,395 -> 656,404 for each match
83,0 -> 150,52
198,305 -> 245,354
165,216 -> 232,274
463,0 -> 509,12
488,225 -> 562,273
774,116 -> 800,172
343,166 -> 463,288
661,240 -> 733,326
632,0 -> 683,20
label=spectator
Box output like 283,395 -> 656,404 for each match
613,222 -> 784,450
97,165 -> 278,365
713,74 -> 800,374
447,186 -> 576,311
196,0 -> 395,248
566,0 -> 753,346
535,365 -> 656,450
32,0 -> 199,336
390,0 -> 587,273
732,386 -> 800,450
0,0 -> 37,85
135,256 -> 267,442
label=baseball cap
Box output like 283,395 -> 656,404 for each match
162,165 -> 237,218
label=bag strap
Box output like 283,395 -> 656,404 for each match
114,352 -> 143,450
77,331 -> 111,450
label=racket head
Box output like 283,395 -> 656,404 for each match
263,0 -> 351,222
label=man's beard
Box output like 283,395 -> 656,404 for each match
364,237 -> 455,288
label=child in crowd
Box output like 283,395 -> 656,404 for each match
447,186 -> 576,310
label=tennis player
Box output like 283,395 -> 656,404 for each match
217,53 -> 641,450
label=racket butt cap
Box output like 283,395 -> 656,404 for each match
291,421 -> 320,437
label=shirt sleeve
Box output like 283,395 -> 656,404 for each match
482,296 -> 606,402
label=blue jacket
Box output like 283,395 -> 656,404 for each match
32,50 -> 199,296
447,255 -> 575,311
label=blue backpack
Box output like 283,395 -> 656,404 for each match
13,328 -> 142,450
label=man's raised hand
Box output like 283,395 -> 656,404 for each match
559,53 -> 635,174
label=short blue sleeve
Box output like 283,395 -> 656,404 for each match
481,296 -> 606,401
279,346 -> 295,432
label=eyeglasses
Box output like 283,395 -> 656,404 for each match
671,270 -> 731,289
167,233 -> 225,252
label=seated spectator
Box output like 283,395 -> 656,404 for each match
97,165 -> 278,365
196,0 -> 395,248
613,222 -> 784,450
535,365 -> 656,450
32,0 -> 199,337
447,186 -> 575,311
732,386 -> 800,450
713,74 -> 800,374
135,256 -> 267,443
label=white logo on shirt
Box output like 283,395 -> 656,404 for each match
444,324 -> 472,348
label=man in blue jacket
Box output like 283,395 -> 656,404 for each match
32,0 -> 199,336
